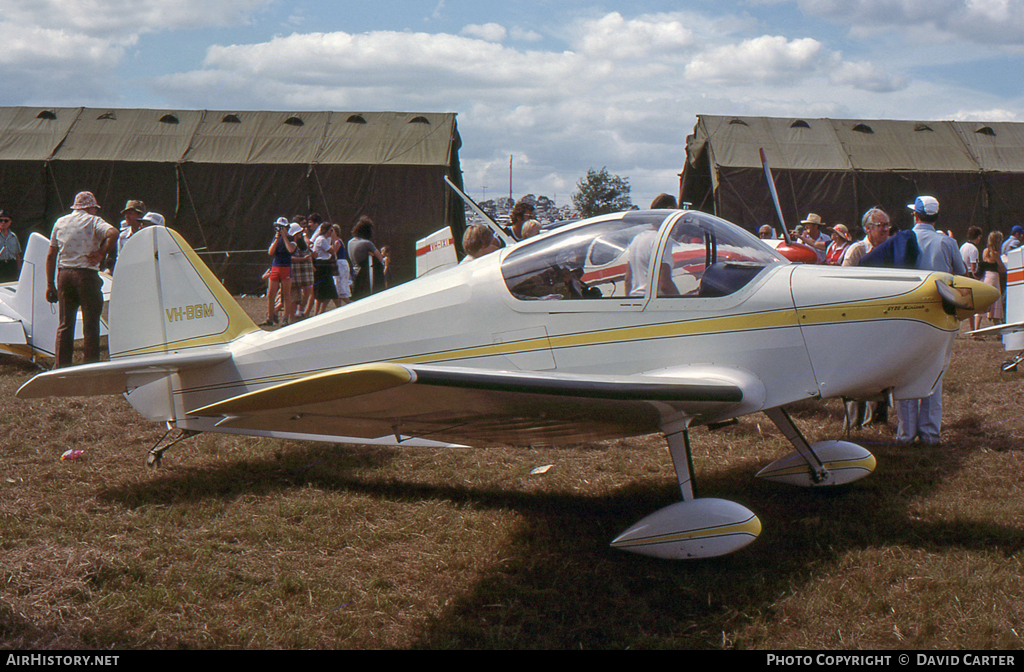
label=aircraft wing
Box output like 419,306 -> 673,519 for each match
188,363 -> 763,446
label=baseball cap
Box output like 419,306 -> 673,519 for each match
141,212 -> 165,227
908,196 -> 939,216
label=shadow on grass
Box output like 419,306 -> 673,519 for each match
94,429 -> 1024,649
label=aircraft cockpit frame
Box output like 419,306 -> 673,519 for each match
499,209 -> 788,312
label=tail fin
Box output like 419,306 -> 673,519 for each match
7,233 -> 59,358
415,226 -> 458,278
1001,248 -> 1024,351
1007,248 -> 1023,327
109,226 -> 257,358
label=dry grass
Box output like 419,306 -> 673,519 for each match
1,314 -> 1023,649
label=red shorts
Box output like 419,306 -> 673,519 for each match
269,265 -> 291,281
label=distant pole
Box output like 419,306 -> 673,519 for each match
509,155 -> 513,203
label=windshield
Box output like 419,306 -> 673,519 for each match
501,212 -> 672,300
655,211 -> 786,298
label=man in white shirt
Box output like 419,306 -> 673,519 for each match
1002,225 -> 1023,256
46,191 -> 118,368
842,208 -> 891,267
959,227 -> 982,278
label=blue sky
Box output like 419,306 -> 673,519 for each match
2,1 -> 1022,207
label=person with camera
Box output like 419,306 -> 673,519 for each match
264,217 -> 296,327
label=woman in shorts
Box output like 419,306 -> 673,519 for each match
265,217 -> 296,326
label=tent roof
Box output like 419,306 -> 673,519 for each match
55,108 -> 206,162
952,121 -> 1024,172
692,115 -> 1024,173
0,107 -> 458,166
0,107 -> 80,160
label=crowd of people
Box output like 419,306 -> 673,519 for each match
262,213 -> 390,326
770,205 -> 1019,335
767,197 -> 1023,445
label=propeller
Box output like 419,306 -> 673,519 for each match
760,148 -> 793,245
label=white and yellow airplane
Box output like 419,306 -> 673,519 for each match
17,212 -> 997,559
0,232 -> 112,364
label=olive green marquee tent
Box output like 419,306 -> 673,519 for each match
680,115 -> 1024,240
0,107 -> 464,292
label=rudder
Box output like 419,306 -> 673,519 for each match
110,226 -> 257,358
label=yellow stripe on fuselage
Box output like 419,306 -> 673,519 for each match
396,274 -> 953,366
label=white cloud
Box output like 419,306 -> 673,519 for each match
829,60 -> 908,92
460,23 -> 508,42
686,35 -> 829,84
1,0 -> 271,40
510,26 -> 543,42
950,107 -> 1019,122
0,21 -> 126,103
796,0 -> 1024,46
572,11 -> 695,60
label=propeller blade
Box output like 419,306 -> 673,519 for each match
760,148 -> 793,245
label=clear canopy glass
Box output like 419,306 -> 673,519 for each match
501,210 -> 786,301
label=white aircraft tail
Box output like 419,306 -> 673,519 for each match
0,233 -> 114,361
970,247 -> 1024,351
17,226 -> 256,421
108,226 -> 257,358
5,233 -> 56,358
415,226 -> 458,278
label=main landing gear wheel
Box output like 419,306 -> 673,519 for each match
756,407 -> 876,487
611,427 -> 761,559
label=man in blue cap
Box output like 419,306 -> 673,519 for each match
1002,225 -> 1023,256
895,195 -> 966,446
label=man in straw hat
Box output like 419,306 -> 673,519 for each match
46,191 -> 118,368
798,212 -> 829,263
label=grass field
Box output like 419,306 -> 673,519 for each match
1,309 -> 1023,649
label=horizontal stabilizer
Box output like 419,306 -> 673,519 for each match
969,320 -> 1024,337
16,349 -> 232,398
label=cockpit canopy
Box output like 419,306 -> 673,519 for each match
501,210 -> 786,301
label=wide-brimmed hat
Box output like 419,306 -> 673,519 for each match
287,223 -> 304,236
830,223 -> 851,241
71,191 -> 100,210
122,199 -> 146,214
801,213 -> 823,226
